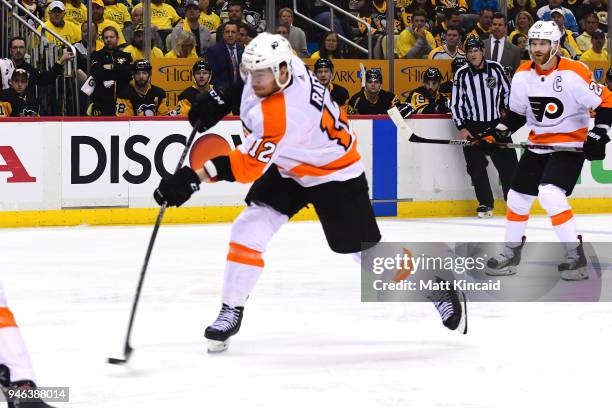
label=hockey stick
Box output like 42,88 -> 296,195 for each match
387,106 -> 584,152
107,120 -> 202,365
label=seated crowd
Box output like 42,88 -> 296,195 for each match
0,0 -> 609,117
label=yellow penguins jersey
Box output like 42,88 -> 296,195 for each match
103,3 -> 132,29
38,20 -> 82,45
116,84 -> 169,116
227,56 -> 363,187
170,86 -> 205,116
428,45 -> 465,60
407,86 -> 450,114
510,58 -> 612,150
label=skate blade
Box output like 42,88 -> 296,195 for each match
485,265 -> 517,276
477,211 -> 493,218
561,267 -> 588,281
457,291 -> 468,335
207,339 -> 230,353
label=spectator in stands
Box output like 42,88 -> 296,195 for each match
311,31 -> 343,59
243,0 -> 266,33
237,22 -> 256,47
346,69 -> 399,115
432,8 -> 462,47
511,33 -> 529,59
580,30 -> 608,61
472,0 -> 499,12
123,24 -> 165,61
215,1 -> 245,42
89,26 -> 132,116
275,25 -> 297,55
171,59 -> 212,116
39,1 -> 82,45
103,0 -> 131,30
170,0 -> 212,57
433,0 -> 468,15
406,67 -> 450,114
508,11 -> 534,43
440,55 -> 466,98
313,58 -> 349,107
43,0 -> 88,26
165,31 -> 199,58
550,8 -> 581,58
199,0 -> 222,33
19,0 -> 41,28
507,0 -> 537,32
75,21 -> 103,83
465,8 -> 494,42
0,69 -> 41,117
207,21 -> 243,91
484,13 -> 521,71
356,0 -> 401,58
429,26 -> 465,59
92,0 -> 127,46
116,59 -> 169,116
607,68 -> 612,91
1,36 -> 73,91
400,0 -> 436,28
312,0 -> 350,39
396,10 -> 436,59
132,0 -> 181,44
537,0 -> 579,34
278,8 -> 309,58
123,4 -> 164,50
576,13 -> 607,53
574,0 -> 607,27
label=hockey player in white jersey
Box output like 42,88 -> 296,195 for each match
0,281 -> 54,407
485,21 -> 611,280
153,33 -> 467,352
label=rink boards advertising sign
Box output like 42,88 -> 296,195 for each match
0,123 -> 43,206
61,120 -> 250,208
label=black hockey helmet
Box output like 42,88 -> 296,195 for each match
365,68 -> 383,82
314,57 -> 334,71
465,36 -> 484,51
423,67 -> 442,83
607,67 -> 612,82
192,59 -> 211,73
133,59 -> 152,73
452,56 -> 467,73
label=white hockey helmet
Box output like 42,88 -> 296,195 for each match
240,32 -> 294,90
527,21 -> 561,65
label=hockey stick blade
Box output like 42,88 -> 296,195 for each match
107,344 -> 133,365
387,106 -> 415,137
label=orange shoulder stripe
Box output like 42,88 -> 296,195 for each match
0,307 -> 17,328
515,60 -> 532,74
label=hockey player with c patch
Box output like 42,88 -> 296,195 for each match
486,21 -> 612,281
154,33 -> 467,352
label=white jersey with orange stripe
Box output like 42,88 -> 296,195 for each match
509,57 -> 612,153
229,56 -> 364,187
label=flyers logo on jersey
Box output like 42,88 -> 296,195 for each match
528,96 -> 564,122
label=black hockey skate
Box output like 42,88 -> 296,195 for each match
477,205 -> 493,218
559,235 -> 588,281
0,365 -> 54,407
205,303 -> 244,353
486,236 -> 526,276
427,277 -> 468,335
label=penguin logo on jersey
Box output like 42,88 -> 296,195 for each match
528,96 -> 564,122
137,103 -> 157,116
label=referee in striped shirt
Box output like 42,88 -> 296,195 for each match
451,36 -> 518,218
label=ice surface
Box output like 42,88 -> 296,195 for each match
1,215 -> 612,407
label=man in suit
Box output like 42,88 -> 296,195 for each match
206,21 -> 243,112
484,12 -> 521,72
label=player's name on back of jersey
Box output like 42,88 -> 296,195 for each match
359,242 -> 612,302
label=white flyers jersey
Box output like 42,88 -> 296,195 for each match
230,56 -> 363,187
509,57 -> 612,151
